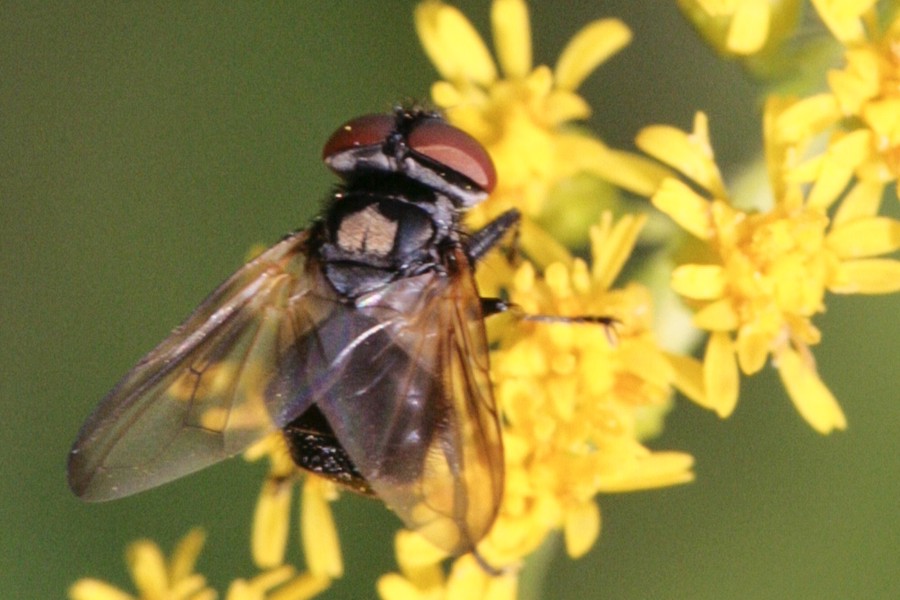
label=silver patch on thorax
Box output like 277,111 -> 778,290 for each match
336,205 -> 398,257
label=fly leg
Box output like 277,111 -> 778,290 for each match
471,211 -> 618,339
466,209 -> 521,262
480,297 -> 618,342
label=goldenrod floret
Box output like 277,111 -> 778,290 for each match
641,99 -> 900,433
415,0 -> 664,245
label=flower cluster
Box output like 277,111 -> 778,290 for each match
68,528 -> 327,600
379,213 -> 695,599
677,0 -> 805,57
71,1 -> 899,600
635,3 -> 900,434
415,0 -> 667,246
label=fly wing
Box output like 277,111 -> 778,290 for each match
68,230 -> 333,501
307,248 -> 504,555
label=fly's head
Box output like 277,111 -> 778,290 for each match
323,108 -> 496,208
317,109 -> 497,298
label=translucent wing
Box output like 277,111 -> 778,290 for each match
290,247 -> 504,555
69,228 -> 503,553
68,230 -> 330,501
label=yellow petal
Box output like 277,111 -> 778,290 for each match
126,539 -> 167,598
376,573 -> 425,600
703,331 -> 739,418
430,80 -> 464,108
545,261 -> 572,299
590,212 -> 647,290
807,129 -> 873,210
637,114 -> 725,197
543,89 -> 592,124
735,325 -> 771,375
395,529 -> 449,571
776,346 -> 847,433
672,264 -> 726,300
301,477 -> 343,578
832,179 -> 884,227
443,103 -> 491,140
68,579 -> 134,600
415,1 -> 497,85
563,501 -> 600,558
862,97 -> 900,145
254,565 -> 297,588
555,18 -> 631,91
773,93 -> 841,143
446,555 -> 489,600
787,153 -> 825,185
677,1 -> 731,53
195,589 -> 218,600
827,48 -> 881,114
491,0 -> 531,78
693,298 -> 739,331
805,160 -> 854,213
519,219 -> 575,270
225,579 -> 259,600
810,0 -> 875,44
243,433 -> 280,463
576,138 -> 672,197
252,478 -> 292,568
651,178 -> 713,240
168,574 -> 209,599
666,352 -> 709,408
597,451 -> 695,491
483,572 -> 518,600
230,565 -> 297,600
267,573 -> 332,600
726,1 -> 770,55
827,217 -> 900,259
829,258 -> 900,294
523,63 -> 553,98
169,528 -> 206,583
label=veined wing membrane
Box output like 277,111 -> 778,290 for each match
309,251 -> 503,555
68,231 -> 322,501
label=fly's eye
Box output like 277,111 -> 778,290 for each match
408,119 -> 496,193
322,114 -> 395,162
322,111 -> 497,205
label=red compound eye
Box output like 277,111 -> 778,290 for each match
322,113 -> 395,162
408,119 -> 496,193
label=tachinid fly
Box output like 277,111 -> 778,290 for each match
68,108 -> 519,556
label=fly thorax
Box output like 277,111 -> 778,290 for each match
319,198 -> 441,298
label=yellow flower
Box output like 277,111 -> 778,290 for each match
69,436 -> 342,600
225,568 -> 330,600
415,0 -> 667,245
486,214 -> 696,550
810,0 -> 879,45
779,5 -> 900,191
69,529 -> 216,600
377,213 -> 696,599
243,434 -> 343,581
69,528 -> 330,600
676,0 -> 804,56
637,103 -> 900,434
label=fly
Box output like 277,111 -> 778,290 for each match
68,107 -> 517,557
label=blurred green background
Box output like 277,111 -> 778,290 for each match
2,2 -> 897,598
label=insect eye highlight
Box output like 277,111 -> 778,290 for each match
321,113 -> 395,162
